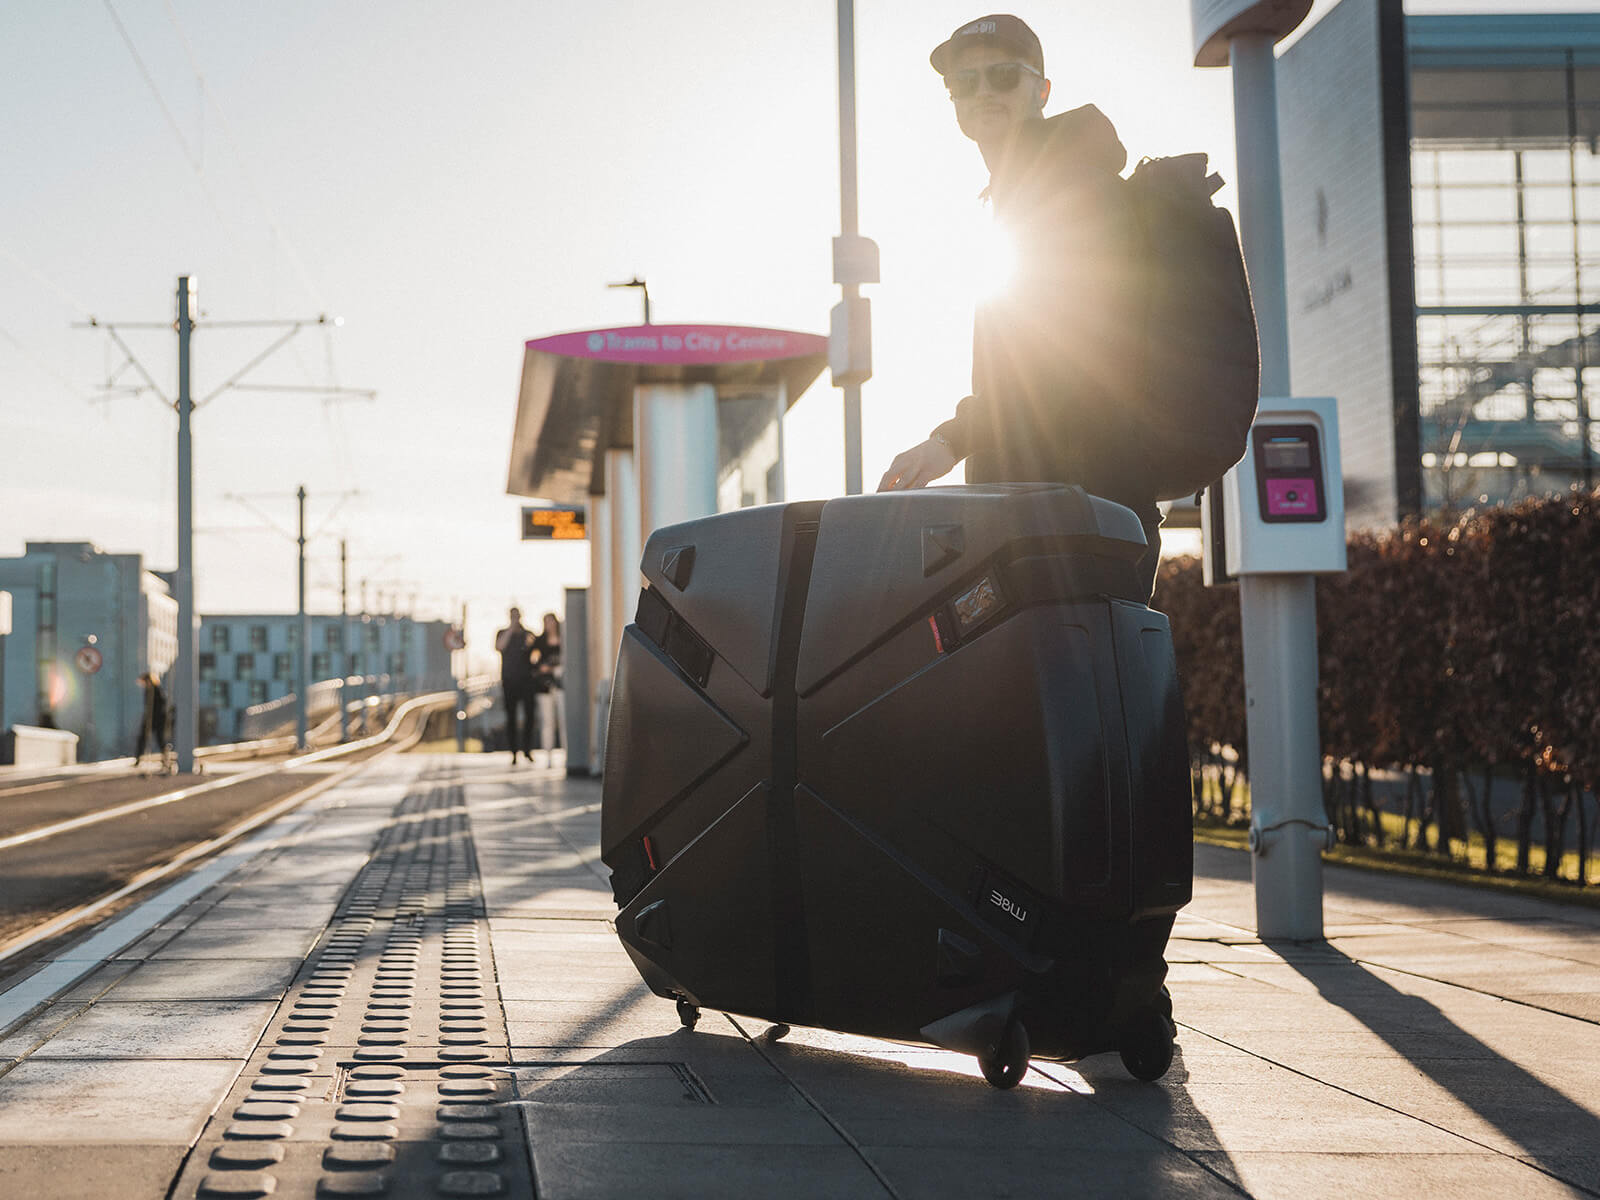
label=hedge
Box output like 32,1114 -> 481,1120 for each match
1155,486 -> 1600,886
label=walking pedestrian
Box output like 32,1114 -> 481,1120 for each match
134,671 -> 168,769
495,607 -> 537,764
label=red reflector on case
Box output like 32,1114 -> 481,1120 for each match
642,836 -> 658,871
928,614 -> 945,654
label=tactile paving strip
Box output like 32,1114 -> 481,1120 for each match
174,782 -> 535,1198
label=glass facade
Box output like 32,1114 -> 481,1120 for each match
1410,27 -> 1600,509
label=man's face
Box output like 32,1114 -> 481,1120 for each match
948,41 -> 1047,151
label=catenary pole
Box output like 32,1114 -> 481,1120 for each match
296,485 -> 308,750
175,276 -> 198,774
339,539 -> 349,743
80,284 -> 366,767
837,0 -> 863,495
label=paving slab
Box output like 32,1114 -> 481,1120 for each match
2,753 -> 1599,1198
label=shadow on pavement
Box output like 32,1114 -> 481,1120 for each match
1288,947 -> 1600,1192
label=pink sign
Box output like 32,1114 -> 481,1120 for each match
527,324 -> 827,366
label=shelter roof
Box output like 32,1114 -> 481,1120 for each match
505,324 -> 827,503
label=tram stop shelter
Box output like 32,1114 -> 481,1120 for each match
505,323 -> 827,770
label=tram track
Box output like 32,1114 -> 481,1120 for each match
0,693 -> 456,988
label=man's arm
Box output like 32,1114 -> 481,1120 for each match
877,427 -> 961,491
493,627 -> 516,653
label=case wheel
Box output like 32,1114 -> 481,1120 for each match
676,998 -> 700,1030
1119,1008 -> 1175,1082
765,1022 -> 792,1042
978,1019 -> 1030,1090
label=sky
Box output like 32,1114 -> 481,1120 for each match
4,0 -> 1595,672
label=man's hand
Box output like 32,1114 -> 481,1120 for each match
877,438 -> 959,492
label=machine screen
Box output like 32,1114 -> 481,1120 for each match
1263,439 -> 1312,471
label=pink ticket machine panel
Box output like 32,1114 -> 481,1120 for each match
1252,425 -> 1325,524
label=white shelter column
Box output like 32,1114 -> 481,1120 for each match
634,383 -> 719,539
605,448 -> 642,666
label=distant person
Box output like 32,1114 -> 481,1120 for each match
532,611 -> 565,768
495,607 -> 537,764
134,671 -> 169,769
877,14 -> 1256,600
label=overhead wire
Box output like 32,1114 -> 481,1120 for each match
100,0 -> 233,232
162,0 -> 367,495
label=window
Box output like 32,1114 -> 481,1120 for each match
273,652 -> 292,681
325,625 -> 343,651
209,680 -> 231,708
249,625 -> 269,652
312,652 -> 332,679
199,652 -> 217,682
198,707 -> 219,743
388,652 -> 407,675
287,624 -> 299,650
211,625 -> 231,652
365,625 -> 381,651
249,681 -> 268,705
235,653 -> 255,681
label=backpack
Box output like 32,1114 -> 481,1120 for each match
1123,154 -> 1260,502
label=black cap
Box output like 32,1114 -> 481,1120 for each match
930,14 -> 1044,77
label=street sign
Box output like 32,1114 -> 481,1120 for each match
75,645 -> 103,675
521,505 -> 587,541
443,627 -> 465,651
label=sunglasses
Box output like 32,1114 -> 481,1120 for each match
945,61 -> 1042,100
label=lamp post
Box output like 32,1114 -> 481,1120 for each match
608,277 -> 651,325
830,0 -> 879,496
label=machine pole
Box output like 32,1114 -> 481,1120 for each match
295,485 -> 309,751
174,276 -> 198,774
837,0 -> 864,495
1230,34 -> 1325,941
339,539 -> 349,743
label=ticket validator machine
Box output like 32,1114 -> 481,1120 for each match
1203,397 -> 1346,940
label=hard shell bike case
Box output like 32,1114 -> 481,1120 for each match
601,484 -> 1192,1071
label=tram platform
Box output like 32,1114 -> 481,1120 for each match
0,752 -> 1597,1199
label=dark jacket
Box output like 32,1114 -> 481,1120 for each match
498,626 -> 536,689
934,106 -> 1157,529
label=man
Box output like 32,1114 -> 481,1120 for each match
878,14 -> 1161,598
134,672 -> 168,769
495,607 -> 538,764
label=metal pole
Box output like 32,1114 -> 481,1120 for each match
339,539 -> 349,743
175,276 -> 198,774
1230,33 -> 1324,941
838,0 -> 863,495
1566,50 -> 1593,491
455,600 -> 467,753
295,484 -> 308,751
1231,36 -> 1290,399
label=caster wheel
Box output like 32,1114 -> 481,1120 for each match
1119,1009 -> 1175,1082
978,1019 -> 1030,1090
676,998 -> 700,1030
765,1022 -> 792,1042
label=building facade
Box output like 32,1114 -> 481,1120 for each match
0,542 -> 178,761
196,612 -> 455,743
1279,0 -> 1600,526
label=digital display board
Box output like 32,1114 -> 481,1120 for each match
521,505 -> 587,541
